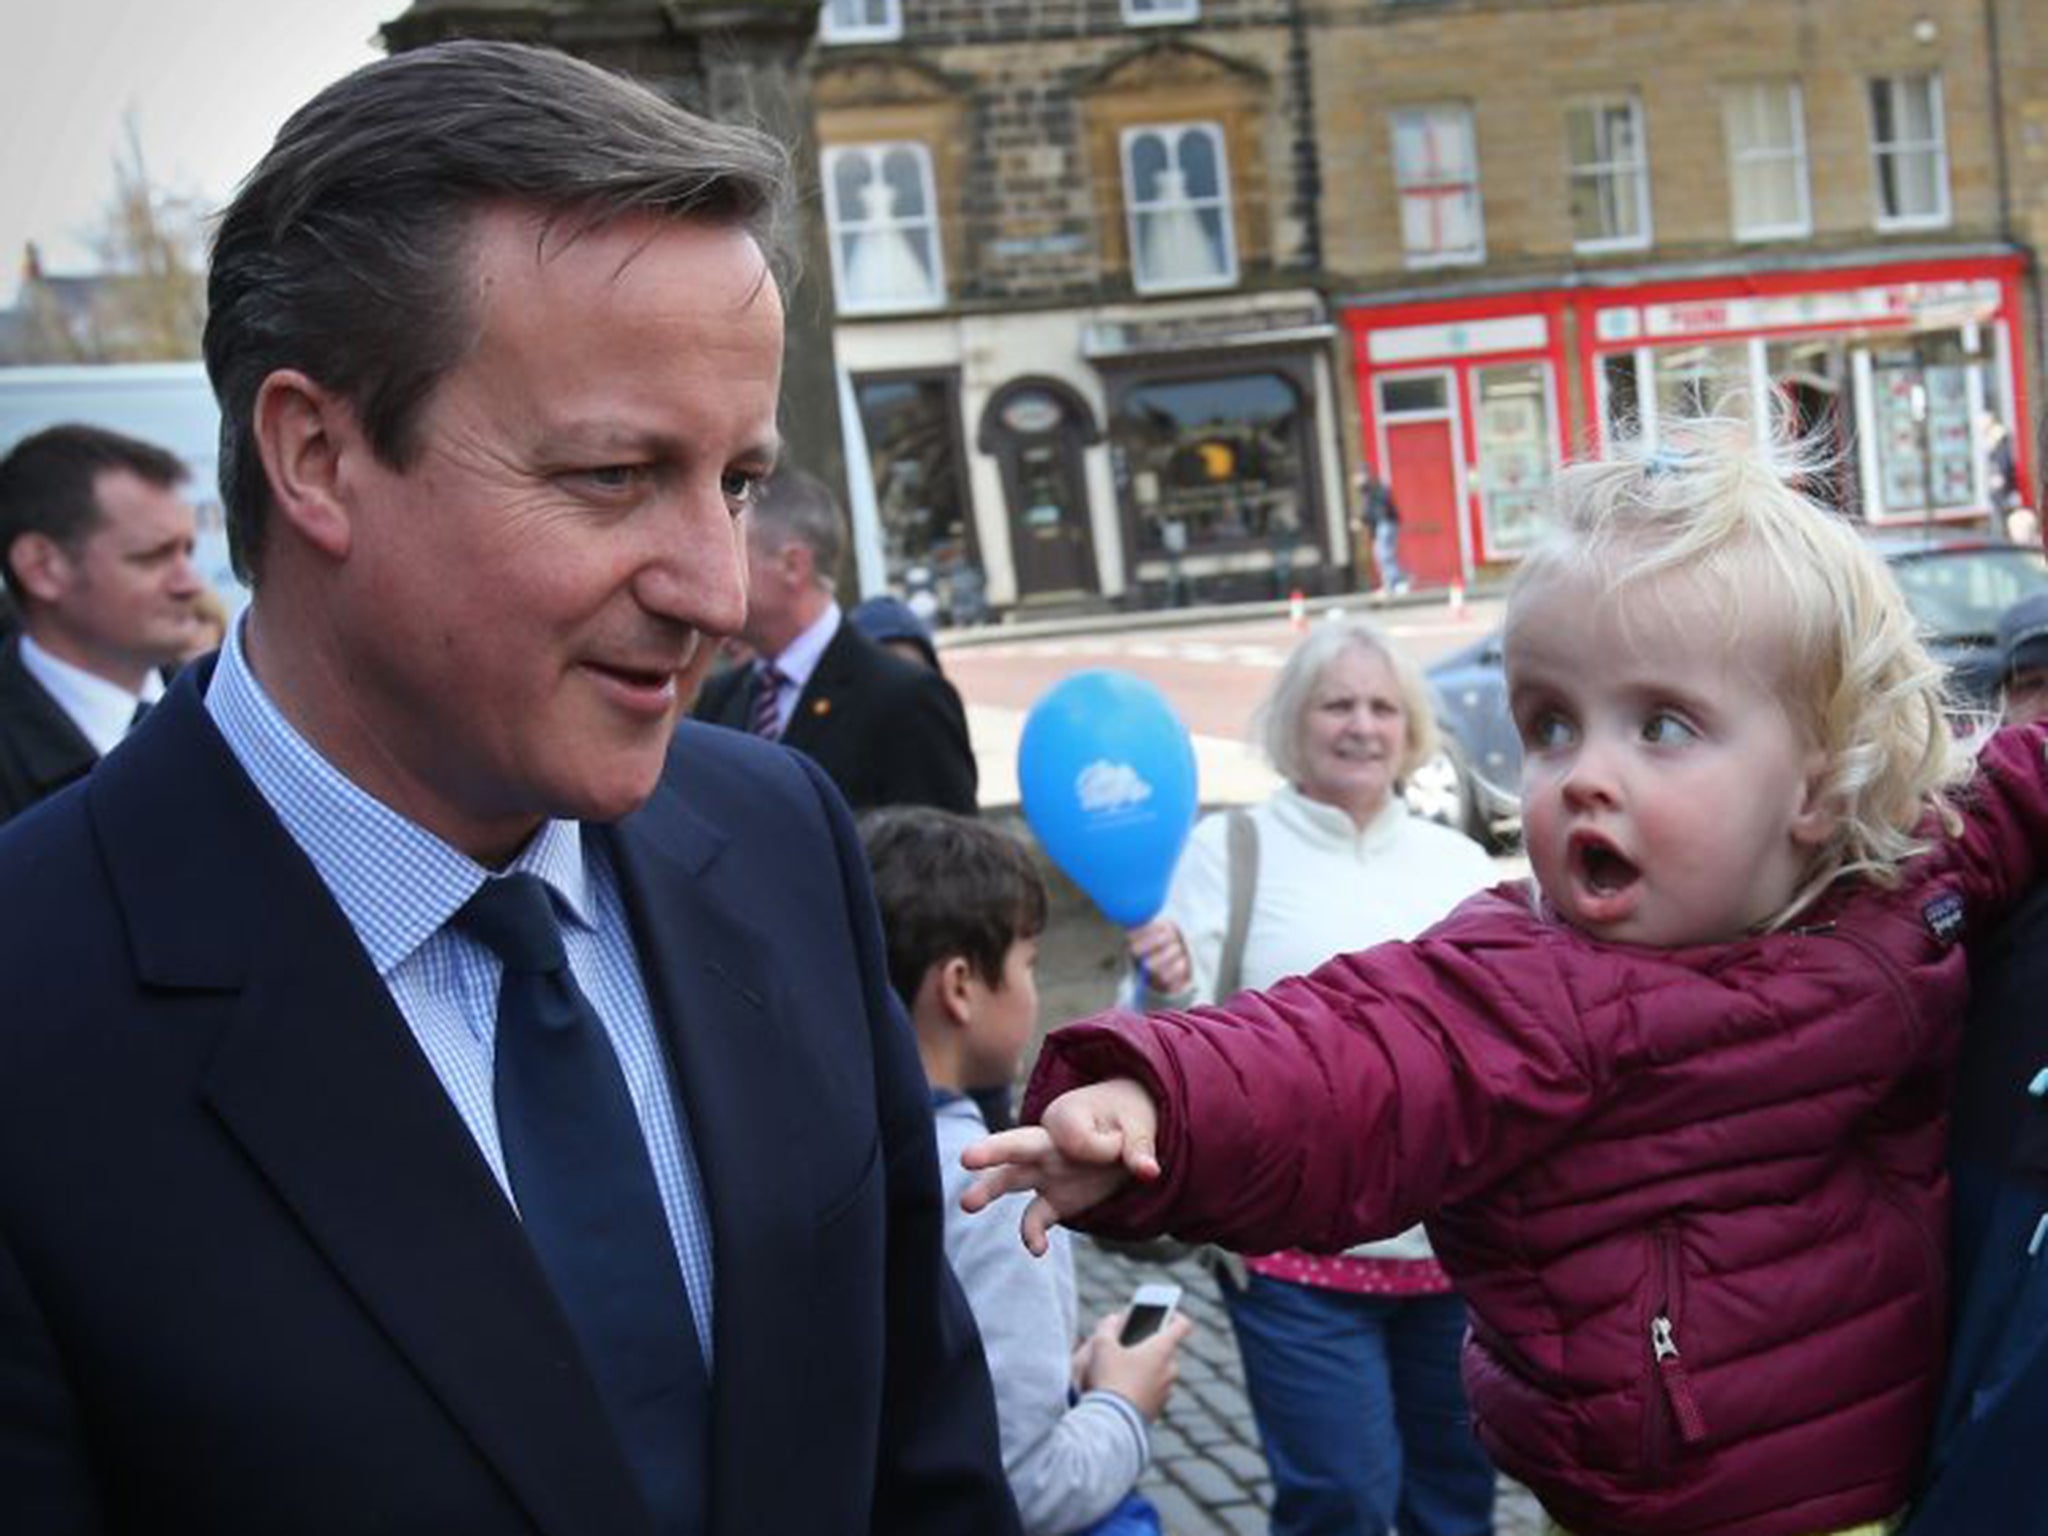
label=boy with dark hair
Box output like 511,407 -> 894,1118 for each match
860,807 -> 1189,1536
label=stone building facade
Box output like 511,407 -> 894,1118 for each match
815,0 -> 1348,615
819,0 -> 2045,612
1315,0 -> 2039,587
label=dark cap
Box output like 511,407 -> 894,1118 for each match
850,594 -> 940,671
1997,591 -> 2048,679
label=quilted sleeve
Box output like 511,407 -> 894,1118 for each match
1948,721 -> 2048,936
1021,896 -> 1600,1256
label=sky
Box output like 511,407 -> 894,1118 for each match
1,0 -> 400,302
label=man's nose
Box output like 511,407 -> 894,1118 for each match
168,550 -> 204,597
638,494 -> 748,634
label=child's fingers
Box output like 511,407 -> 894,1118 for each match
958,1163 -> 1042,1214
1121,1131 -> 1161,1182
960,1125 -> 1053,1170
1019,1194 -> 1064,1256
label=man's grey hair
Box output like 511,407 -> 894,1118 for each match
204,39 -> 791,583
749,467 -> 847,595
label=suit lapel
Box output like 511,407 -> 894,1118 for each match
92,671 -> 654,1536
780,621 -> 861,754
607,780 -> 817,1526
0,637 -> 100,798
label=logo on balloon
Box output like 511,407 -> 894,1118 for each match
1075,760 -> 1154,818
1018,669 -> 1198,928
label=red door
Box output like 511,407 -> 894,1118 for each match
1385,418 -> 1463,588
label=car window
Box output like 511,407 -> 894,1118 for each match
1890,549 -> 2048,639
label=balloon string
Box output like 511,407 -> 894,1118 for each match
1134,954 -> 1149,1005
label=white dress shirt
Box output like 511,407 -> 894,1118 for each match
18,632 -> 164,757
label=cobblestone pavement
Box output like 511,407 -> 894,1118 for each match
1070,1237 -> 1547,1536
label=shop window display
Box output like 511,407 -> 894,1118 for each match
1473,364 -> 1553,557
1115,372 -> 1304,555
852,375 -> 980,621
1871,345 -> 1975,515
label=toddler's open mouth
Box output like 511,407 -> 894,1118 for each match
1571,834 -> 1641,897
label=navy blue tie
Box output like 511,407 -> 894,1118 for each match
457,874 -> 708,1536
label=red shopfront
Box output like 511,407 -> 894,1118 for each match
1345,252 -> 2034,586
1344,291 -> 1575,588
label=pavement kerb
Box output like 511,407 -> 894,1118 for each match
933,579 -> 1505,650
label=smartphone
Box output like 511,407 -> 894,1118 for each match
1117,1282 -> 1182,1346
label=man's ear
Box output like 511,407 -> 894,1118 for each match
1790,749 -> 1843,848
252,369 -> 358,562
6,532 -> 75,606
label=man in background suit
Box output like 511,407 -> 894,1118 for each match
0,424 -> 203,820
0,41 -> 1016,1536
694,467 -> 978,814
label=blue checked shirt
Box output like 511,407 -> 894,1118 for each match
204,618 -> 715,1367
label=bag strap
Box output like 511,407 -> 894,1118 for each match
1217,808 -> 1259,1000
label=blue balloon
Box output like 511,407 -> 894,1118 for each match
1018,669 -> 1198,927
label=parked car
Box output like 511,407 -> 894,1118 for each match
1403,537 -> 2048,847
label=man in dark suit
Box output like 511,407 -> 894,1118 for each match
694,468 -> 978,814
0,41 -> 1017,1536
0,424 -> 204,820
1904,593 -> 2048,1535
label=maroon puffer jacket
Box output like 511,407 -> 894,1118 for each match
1024,728 -> 2048,1536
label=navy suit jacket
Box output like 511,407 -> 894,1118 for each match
0,637 -> 99,824
1903,885 -> 2048,1535
0,666 -> 1018,1536
696,620 -> 977,815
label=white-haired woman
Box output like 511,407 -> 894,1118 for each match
1127,618 -> 1498,1536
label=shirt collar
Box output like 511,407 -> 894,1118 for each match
17,632 -> 161,757
202,611 -> 593,977
769,600 -> 841,694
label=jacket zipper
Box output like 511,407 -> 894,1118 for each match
1646,1225 -> 1707,1473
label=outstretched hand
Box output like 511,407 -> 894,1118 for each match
959,1077 -> 1162,1255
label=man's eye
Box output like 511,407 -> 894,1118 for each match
572,465 -> 648,493
1642,712 -> 1698,746
722,470 -> 764,509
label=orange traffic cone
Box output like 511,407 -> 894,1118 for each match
1448,581 -> 1468,621
1288,588 -> 1307,631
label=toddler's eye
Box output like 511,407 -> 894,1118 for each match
1642,712 -> 1698,746
1524,712 -> 1576,750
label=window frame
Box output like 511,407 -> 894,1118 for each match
821,140 -> 947,316
1566,94 -> 1653,254
818,0 -> 901,45
1120,121 -> 1239,296
1868,72 -> 1951,231
1121,0 -> 1200,25
1389,102 -> 1485,268
1722,79 -> 1811,242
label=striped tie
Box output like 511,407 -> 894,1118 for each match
749,663 -> 786,740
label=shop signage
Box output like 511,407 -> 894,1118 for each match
1364,314 -> 1548,366
1083,302 -> 1327,358
1597,279 -> 2001,346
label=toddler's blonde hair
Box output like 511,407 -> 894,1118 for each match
1508,411 -> 1969,924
